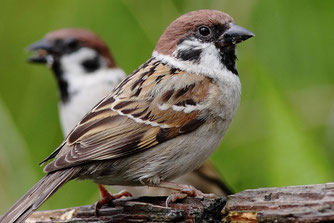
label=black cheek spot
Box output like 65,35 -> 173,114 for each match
82,56 -> 100,73
176,49 -> 202,61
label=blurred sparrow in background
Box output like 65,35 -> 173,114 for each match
27,28 -> 233,197
1,10 -> 253,223
27,28 -> 126,135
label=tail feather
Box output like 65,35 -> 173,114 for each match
0,167 -> 79,223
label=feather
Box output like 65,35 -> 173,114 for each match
43,59 -> 212,173
0,168 -> 79,223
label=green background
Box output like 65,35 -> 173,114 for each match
1,0 -> 334,213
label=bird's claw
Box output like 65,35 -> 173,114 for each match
166,192 -> 188,206
94,185 -> 132,216
165,184 -> 218,206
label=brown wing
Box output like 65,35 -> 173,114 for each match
44,58 -> 212,172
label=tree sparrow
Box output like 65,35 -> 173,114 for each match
27,28 -> 233,197
27,28 -> 126,136
1,9 -> 253,223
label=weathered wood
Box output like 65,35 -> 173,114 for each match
222,183 -> 334,223
26,183 -> 334,222
27,196 -> 226,222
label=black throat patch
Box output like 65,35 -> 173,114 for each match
219,46 -> 238,75
51,60 -> 69,103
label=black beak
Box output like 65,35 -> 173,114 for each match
26,39 -> 54,64
221,23 -> 254,46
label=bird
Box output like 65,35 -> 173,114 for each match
1,9 -> 254,223
27,28 -> 126,136
27,28 -> 234,197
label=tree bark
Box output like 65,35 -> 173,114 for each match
26,183 -> 334,223
222,182 -> 334,223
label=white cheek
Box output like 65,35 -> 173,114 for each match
153,39 -> 228,81
198,43 -> 224,73
172,39 -> 223,71
60,47 -> 97,75
172,38 -> 202,53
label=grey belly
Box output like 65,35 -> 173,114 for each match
77,119 -> 229,187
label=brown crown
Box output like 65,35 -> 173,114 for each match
45,28 -> 117,68
155,10 -> 234,56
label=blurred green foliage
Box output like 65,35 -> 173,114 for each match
1,0 -> 334,213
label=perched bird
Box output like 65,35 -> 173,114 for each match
1,9 -> 253,223
27,28 -> 233,197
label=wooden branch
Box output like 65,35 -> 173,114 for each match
26,196 -> 226,222
222,183 -> 334,223
27,183 -> 334,223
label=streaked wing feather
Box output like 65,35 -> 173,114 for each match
44,59 -> 212,172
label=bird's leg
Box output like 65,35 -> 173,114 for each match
157,182 -> 218,206
94,184 -> 132,216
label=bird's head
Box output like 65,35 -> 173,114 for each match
154,10 -> 254,76
27,28 -> 120,102
27,28 -> 116,75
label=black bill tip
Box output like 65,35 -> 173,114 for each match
27,54 -> 48,63
26,39 -> 53,64
222,23 -> 254,45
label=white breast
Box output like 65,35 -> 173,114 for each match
59,68 -> 126,136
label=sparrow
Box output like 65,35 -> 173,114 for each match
27,28 -> 234,197
27,28 -> 126,136
1,9 -> 253,223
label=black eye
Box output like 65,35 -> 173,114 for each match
65,38 -> 79,50
198,26 -> 211,37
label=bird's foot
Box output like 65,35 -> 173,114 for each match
94,184 -> 132,216
165,192 -> 188,205
157,182 -> 217,206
